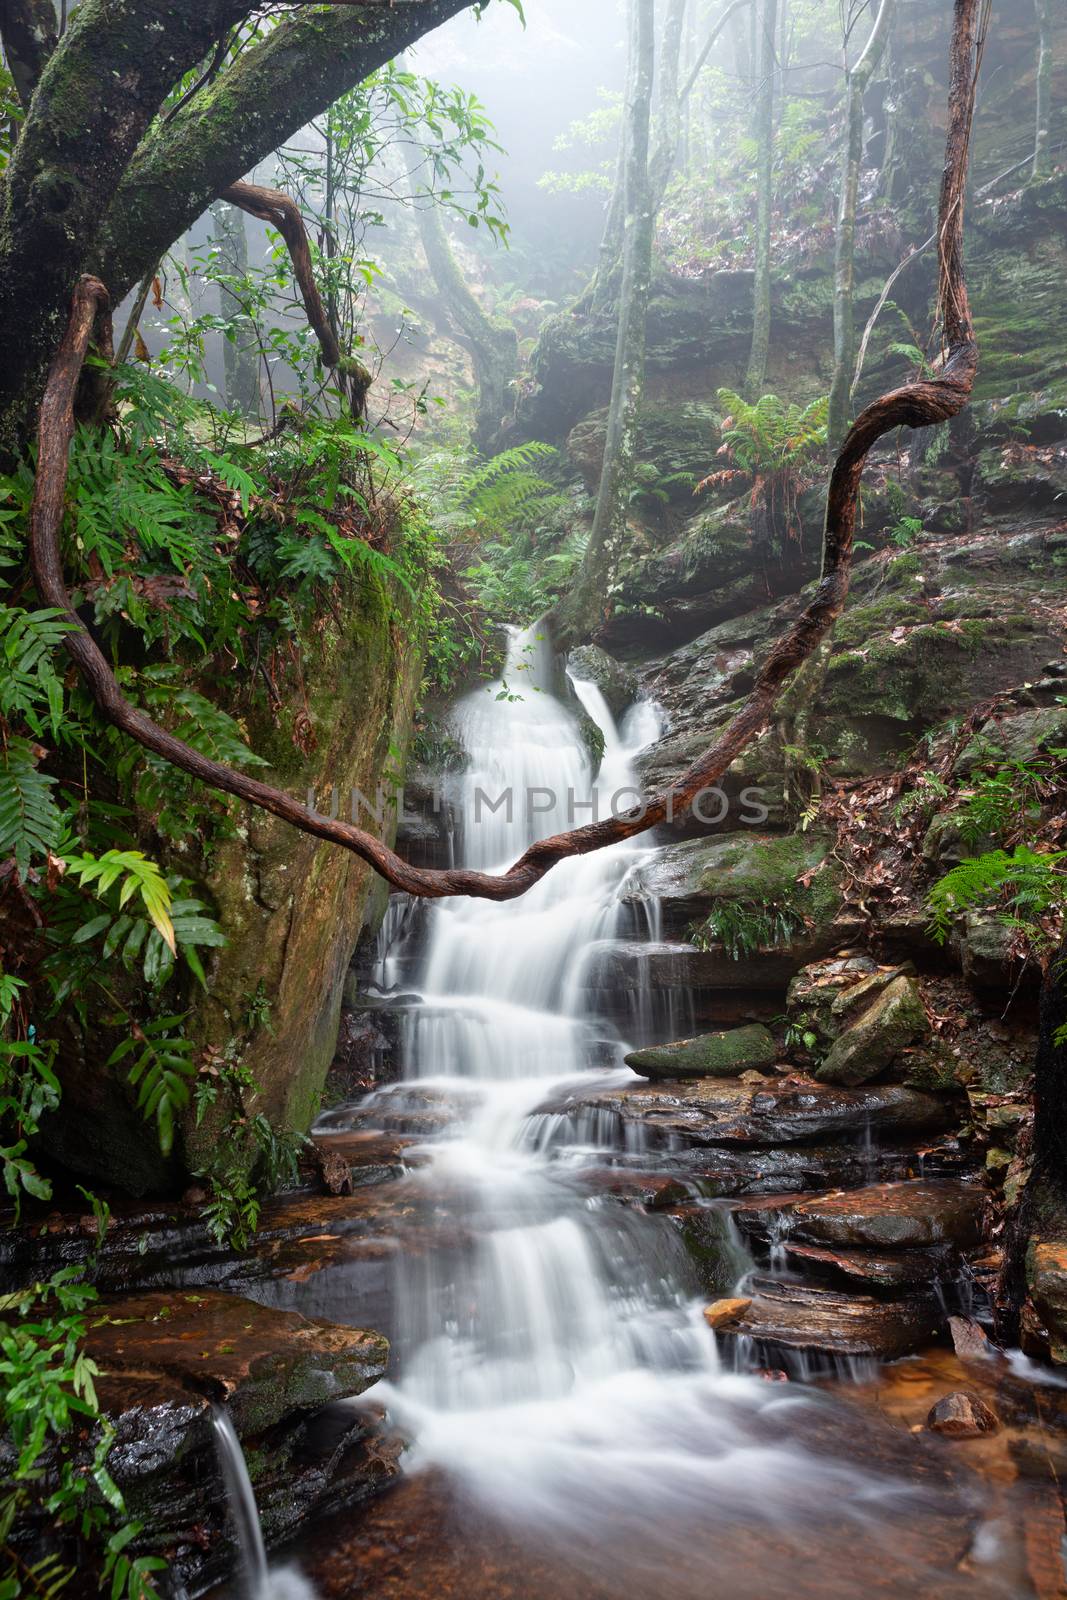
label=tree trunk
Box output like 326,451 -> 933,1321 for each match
0,0 -> 476,454
827,0 -> 895,452
210,199 -> 260,419
560,0 -> 656,643
410,168 -> 518,452
1032,0 -> 1053,181
743,0 -> 778,401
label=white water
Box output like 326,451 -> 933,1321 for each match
212,1408 -> 316,1600
346,625 -> 1017,1599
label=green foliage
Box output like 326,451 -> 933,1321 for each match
702,391 -> 828,558
713,389 -> 829,477
927,846 -> 1067,949
690,900 -> 805,961
0,1271 -> 164,1600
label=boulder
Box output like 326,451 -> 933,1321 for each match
566,643 -> 639,717
782,1240 -> 953,1291
815,974 -> 930,1086
715,1273 -> 941,1363
548,1078 -> 953,1151
625,1024 -> 777,1079
8,1289 -> 393,1593
926,1391 -> 999,1438
621,831 -> 846,958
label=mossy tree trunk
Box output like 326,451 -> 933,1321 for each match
409,155 -> 518,452
827,0 -> 895,452
210,199 -> 261,419
560,0 -> 655,643
743,0 -> 778,401
0,0 -> 476,454
1032,0 -> 1053,181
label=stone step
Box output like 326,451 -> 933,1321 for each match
544,1075 -> 954,1148
733,1179 -> 987,1252
714,1272 -> 942,1363
782,1239 -> 955,1291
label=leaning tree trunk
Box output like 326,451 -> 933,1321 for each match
210,199 -> 261,419
410,168 -> 518,452
559,0 -> 656,644
744,0 -> 779,401
1032,0 -> 1052,181
827,0 -> 895,452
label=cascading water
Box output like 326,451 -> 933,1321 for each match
341,625 -> 1019,1599
212,1408 -> 315,1600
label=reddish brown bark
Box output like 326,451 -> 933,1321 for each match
222,181 -> 341,371
30,0 -> 983,904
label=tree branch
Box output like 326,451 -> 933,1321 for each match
94,0 -> 477,305
0,0 -> 58,106
222,180 -> 342,369
31,0 -> 984,904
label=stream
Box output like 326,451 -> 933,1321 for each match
265,627 -> 1051,1600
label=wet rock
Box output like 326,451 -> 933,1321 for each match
1027,1240 -> 1067,1364
782,1240 -> 954,1291
786,955 -> 882,1047
85,1289 -> 388,1435
566,643 -> 638,716
8,1291 -> 396,1593
625,1024 -> 777,1079
953,912 -> 1025,988
557,1078 -> 953,1149
815,975 -> 931,1087
622,831 -> 845,947
703,1296 -> 752,1329
717,1272 -> 941,1362
785,1180 -> 986,1251
309,1131 -> 412,1190
926,1391 -> 1000,1438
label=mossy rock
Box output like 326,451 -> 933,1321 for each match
628,831 -> 844,956
567,643 -> 639,718
625,1024 -> 777,1079
815,976 -> 931,1087
566,401 -> 719,499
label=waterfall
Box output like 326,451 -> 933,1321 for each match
212,1408 -> 269,1600
353,625 -> 964,1597
212,1408 -> 315,1600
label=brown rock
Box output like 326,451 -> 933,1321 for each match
926,1390 -> 999,1438
703,1296 -> 752,1329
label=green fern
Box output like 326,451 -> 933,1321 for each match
0,605 -> 75,740
0,736 -> 62,876
105,1014 -> 197,1157
61,849 -> 176,952
927,846 -> 1067,944
714,388 -> 829,476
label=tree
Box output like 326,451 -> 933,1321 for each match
744,0 -> 779,400
559,0 -> 656,643
210,199 -> 261,417
408,146 -> 518,451
28,0 -> 986,905
827,0 -> 895,451
0,0 -> 480,454
1032,0 -> 1053,181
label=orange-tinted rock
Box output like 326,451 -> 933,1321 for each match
926,1390 -> 999,1437
704,1296 -> 752,1329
